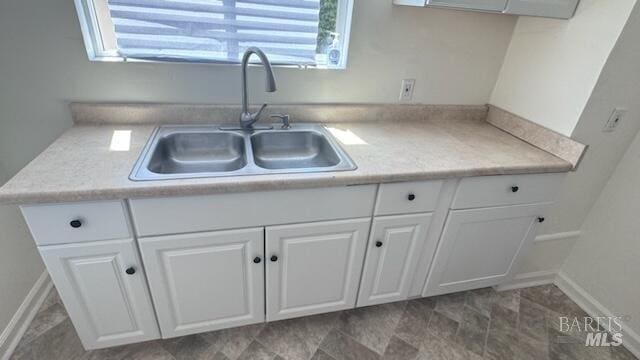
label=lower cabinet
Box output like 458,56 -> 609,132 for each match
265,218 -> 370,321
139,228 -> 264,338
357,213 -> 433,307
423,203 -> 548,296
29,175 -> 563,349
39,239 -> 159,349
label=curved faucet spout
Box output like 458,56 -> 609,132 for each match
240,47 -> 277,130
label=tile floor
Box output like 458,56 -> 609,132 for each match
10,284 -> 637,360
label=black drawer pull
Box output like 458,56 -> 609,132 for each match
270,255 -> 278,262
511,186 -> 519,193
253,257 -> 262,264
69,219 -> 82,228
407,194 -> 416,201
375,241 -> 383,248
125,267 -> 136,275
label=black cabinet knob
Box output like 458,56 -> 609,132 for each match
253,257 -> 262,264
125,267 -> 136,275
375,241 -> 383,248
511,186 -> 519,193
537,217 -> 545,223
69,219 -> 82,228
270,255 -> 278,262
407,194 -> 416,201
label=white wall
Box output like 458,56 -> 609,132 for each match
0,0 -> 517,335
490,0 -> 637,136
502,0 -> 640,276
561,129 -> 640,339
0,206 -> 44,333
0,0 -> 517,180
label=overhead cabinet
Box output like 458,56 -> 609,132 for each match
505,0 -> 580,18
393,0 -> 580,19
429,0 -> 508,12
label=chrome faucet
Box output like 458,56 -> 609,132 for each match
240,47 -> 277,130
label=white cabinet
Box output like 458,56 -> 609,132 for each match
505,0 -> 579,18
357,213 -> 433,307
138,228 -> 264,338
375,180 -> 442,216
21,201 -> 130,246
26,172 -> 565,350
39,239 -> 159,349
423,203 -> 549,296
452,173 -> 564,209
429,0 -> 508,12
265,219 -> 370,321
129,185 -> 376,236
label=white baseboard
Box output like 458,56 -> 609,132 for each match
555,271 -> 640,358
0,271 -> 52,360
496,269 -> 558,291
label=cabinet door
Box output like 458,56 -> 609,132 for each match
266,219 -> 370,321
428,0 -> 508,12
423,203 -> 548,297
39,239 -> 159,349
357,213 -> 433,307
139,228 -> 264,338
505,0 -> 579,19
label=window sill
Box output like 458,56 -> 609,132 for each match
87,54 -> 347,71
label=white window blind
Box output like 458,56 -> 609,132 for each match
106,0 -> 321,65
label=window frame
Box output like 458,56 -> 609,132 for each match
73,0 -> 354,69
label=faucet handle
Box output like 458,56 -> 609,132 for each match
270,114 -> 291,129
253,103 -> 268,121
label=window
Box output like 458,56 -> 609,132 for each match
74,0 -> 353,69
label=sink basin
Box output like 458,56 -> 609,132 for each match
130,124 -> 356,181
147,132 -> 246,174
251,131 -> 340,169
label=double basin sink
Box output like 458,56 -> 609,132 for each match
130,124 -> 356,181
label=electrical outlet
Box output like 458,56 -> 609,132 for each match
603,108 -> 626,132
399,79 -> 415,101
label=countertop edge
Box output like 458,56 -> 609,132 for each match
0,165 -> 572,205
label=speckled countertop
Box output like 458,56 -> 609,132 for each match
0,118 -> 572,204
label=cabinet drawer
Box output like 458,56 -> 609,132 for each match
130,185 -> 377,237
451,173 -> 564,209
21,201 -> 130,246
375,181 -> 443,215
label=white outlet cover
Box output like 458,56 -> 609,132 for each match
400,79 -> 415,101
604,108 -> 627,132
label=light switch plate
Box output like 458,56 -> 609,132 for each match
603,108 -> 627,132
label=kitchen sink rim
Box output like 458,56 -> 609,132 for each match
128,123 -> 357,181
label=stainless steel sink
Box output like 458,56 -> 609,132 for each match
130,124 -> 356,181
251,131 -> 341,170
147,132 -> 246,174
